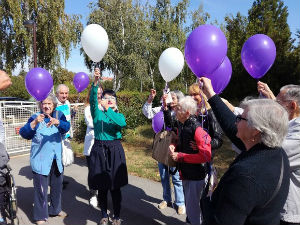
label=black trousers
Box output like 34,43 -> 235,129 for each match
98,188 -> 122,218
32,160 -> 63,221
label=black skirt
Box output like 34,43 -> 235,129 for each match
88,140 -> 128,190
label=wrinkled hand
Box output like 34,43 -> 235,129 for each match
94,68 -> 101,85
35,114 -> 45,124
190,141 -> 198,151
147,89 -> 156,103
199,77 -> 215,98
257,81 -> 275,100
162,94 -> 168,109
169,144 -> 178,161
46,115 -> 60,127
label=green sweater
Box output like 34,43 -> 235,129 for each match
90,84 -> 126,140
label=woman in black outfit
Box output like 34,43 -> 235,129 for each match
199,77 -> 290,225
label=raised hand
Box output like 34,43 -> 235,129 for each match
257,81 -> 275,100
94,68 -> 101,85
147,89 -> 156,103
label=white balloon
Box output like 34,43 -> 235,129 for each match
81,24 -> 109,62
159,47 -> 184,82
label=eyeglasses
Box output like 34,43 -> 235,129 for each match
102,96 -> 116,101
236,115 -> 248,123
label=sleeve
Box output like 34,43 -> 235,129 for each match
211,175 -> 258,225
19,115 -> 37,140
163,109 -> 173,129
208,111 -> 223,150
177,127 -> 212,164
0,120 -> 9,168
142,102 -> 161,119
84,106 -> 94,129
208,95 -> 246,151
282,120 -> 300,170
89,84 -> 100,120
105,108 -> 127,128
57,111 -> 70,134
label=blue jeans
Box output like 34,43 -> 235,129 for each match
158,162 -> 185,206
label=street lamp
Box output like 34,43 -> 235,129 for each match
23,20 -> 37,68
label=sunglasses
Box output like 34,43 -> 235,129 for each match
236,115 -> 248,123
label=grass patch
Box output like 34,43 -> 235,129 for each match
71,124 -> 237,182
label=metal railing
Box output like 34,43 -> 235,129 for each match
0,101 -> 84,155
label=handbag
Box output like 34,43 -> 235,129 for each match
152,130 -> 177,167
61,138 -> 74,167
56,111 -> 74,167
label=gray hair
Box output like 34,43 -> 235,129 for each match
170,90 -> 184,102
56,84 -> 69,94
178,96 -> 198,116
243,99 -> 288,148
280,84 -> 300,105
38,93 -> 58,111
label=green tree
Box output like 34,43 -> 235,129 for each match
0,0 -> 82,72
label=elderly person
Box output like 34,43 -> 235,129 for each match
19,94 -> 70,225
156,90 -> 185,215
258,82 -> 300,225
83,80 -> 103,208
88,70 -> 127,225
0,70 -> 11,224
199,77 -> 290,225
169,96 -> 212,225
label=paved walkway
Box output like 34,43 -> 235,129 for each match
9,155 -> 186,225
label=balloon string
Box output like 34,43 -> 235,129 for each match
77,92 -> 80,103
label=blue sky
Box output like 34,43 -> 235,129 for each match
64,0 -> 300,75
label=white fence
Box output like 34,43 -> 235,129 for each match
0,101 -> 84,156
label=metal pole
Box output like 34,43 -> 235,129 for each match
33,22 -> 37,68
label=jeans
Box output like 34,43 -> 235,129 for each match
158,162 -> 185,206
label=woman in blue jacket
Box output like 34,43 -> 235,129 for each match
20,93 -> 70,225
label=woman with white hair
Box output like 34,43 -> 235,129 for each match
199,77 -> 290,225
19,94 -> 70,224
169,96 -> 212,225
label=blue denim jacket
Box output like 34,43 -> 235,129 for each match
20,110 -> 70,175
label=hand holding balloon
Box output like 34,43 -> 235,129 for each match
257,81 -> 276,100
93,68 -> 101,86
199,77 -> 216,99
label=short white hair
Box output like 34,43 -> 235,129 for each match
56,84 -> 69,94
280,84 -> 300,106
178,96 -> 197,115
38,93 -> 58,111
243,99 -> 288,148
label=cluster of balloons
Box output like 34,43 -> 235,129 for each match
25,24 -> 110,101
153,24 -> 276,133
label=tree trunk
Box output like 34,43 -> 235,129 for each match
149,63 -> 155,89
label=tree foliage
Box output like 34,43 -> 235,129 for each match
0,0 -> 82,72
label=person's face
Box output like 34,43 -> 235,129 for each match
235,108 -> 255,144
189,92 -> 202,105
170,94 -> 178,109
276,90 -> 294,119
41,99 -> 54,115
57,86 -> 69,103
102,94 -> 116,108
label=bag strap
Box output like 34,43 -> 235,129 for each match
261,154 -> 284,208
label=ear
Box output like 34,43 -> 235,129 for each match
252,129 -> 261,140
290,101 -> 297,111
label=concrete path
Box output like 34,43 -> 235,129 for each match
9,155 -> 186,225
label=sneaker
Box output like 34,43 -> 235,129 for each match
89,195 -> 98,208
158,201 -> 172,209
99,217 -> 109,225
112,218 -> 121,225
177,205 -> 186,215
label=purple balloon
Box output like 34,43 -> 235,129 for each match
241,34 -> 276,79
206,56 -> 232,94
25,68 -> 53,101
73,72 -> 90,92
152,111 -> 164,133
185,25 -> 227,77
